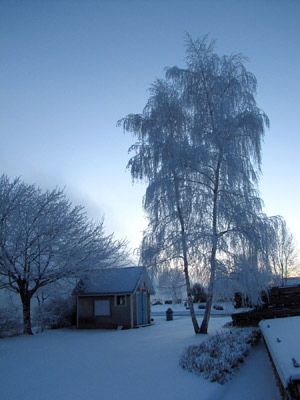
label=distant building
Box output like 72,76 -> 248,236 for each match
76,267 -> 155,329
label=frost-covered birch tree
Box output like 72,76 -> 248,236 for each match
119,35 -> 270,334
0,175 -> 129,334
168,35 -> 271,333
119,79 -> 202,332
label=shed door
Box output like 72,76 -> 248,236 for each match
137,293 -> 147,325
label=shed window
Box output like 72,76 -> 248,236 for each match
116,295 -> 126,306
94,300 -> 110,316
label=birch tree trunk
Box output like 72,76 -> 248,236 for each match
200,159 -> 220,334
200,238 -> 217,333
174,174 -> 200,334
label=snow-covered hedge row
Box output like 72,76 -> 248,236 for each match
179,328 -> 260,384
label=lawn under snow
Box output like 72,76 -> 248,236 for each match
0,316 -> 281,400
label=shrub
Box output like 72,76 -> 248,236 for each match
191,283 -> 207,303
0,306 -> 22,338
152,300 -> 163,306
234,292 -> 253,308
213,305 -> 224,311
34,295 -> 76,331
179,328 -> 260,384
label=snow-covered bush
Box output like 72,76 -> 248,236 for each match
0,306 -> 22,338
179,328 -> 260,384
34,295 -> 76,332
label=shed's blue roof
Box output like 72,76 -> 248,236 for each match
78,266 -> 155,295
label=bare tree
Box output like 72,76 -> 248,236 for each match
271,217 -> 299,286
0,175 -> 129,334
157,267 -> 186,303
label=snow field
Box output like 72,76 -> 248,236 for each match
0,316 -> 281,400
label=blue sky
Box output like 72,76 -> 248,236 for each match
1,0 -> 299,253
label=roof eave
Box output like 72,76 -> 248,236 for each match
78,291 -> 133,297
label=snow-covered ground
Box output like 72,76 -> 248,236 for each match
260,316 -> 300,391
0,316 -> 281,400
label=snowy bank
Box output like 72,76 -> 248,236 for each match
260,316 -> 300,399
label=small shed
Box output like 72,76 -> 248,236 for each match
76,266 -> 155,329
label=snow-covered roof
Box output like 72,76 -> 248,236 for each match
259,317 -> 300,388
78,266 -> 155,295
286,277 -> 300,286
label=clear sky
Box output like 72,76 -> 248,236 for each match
1,0 -> 299,255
